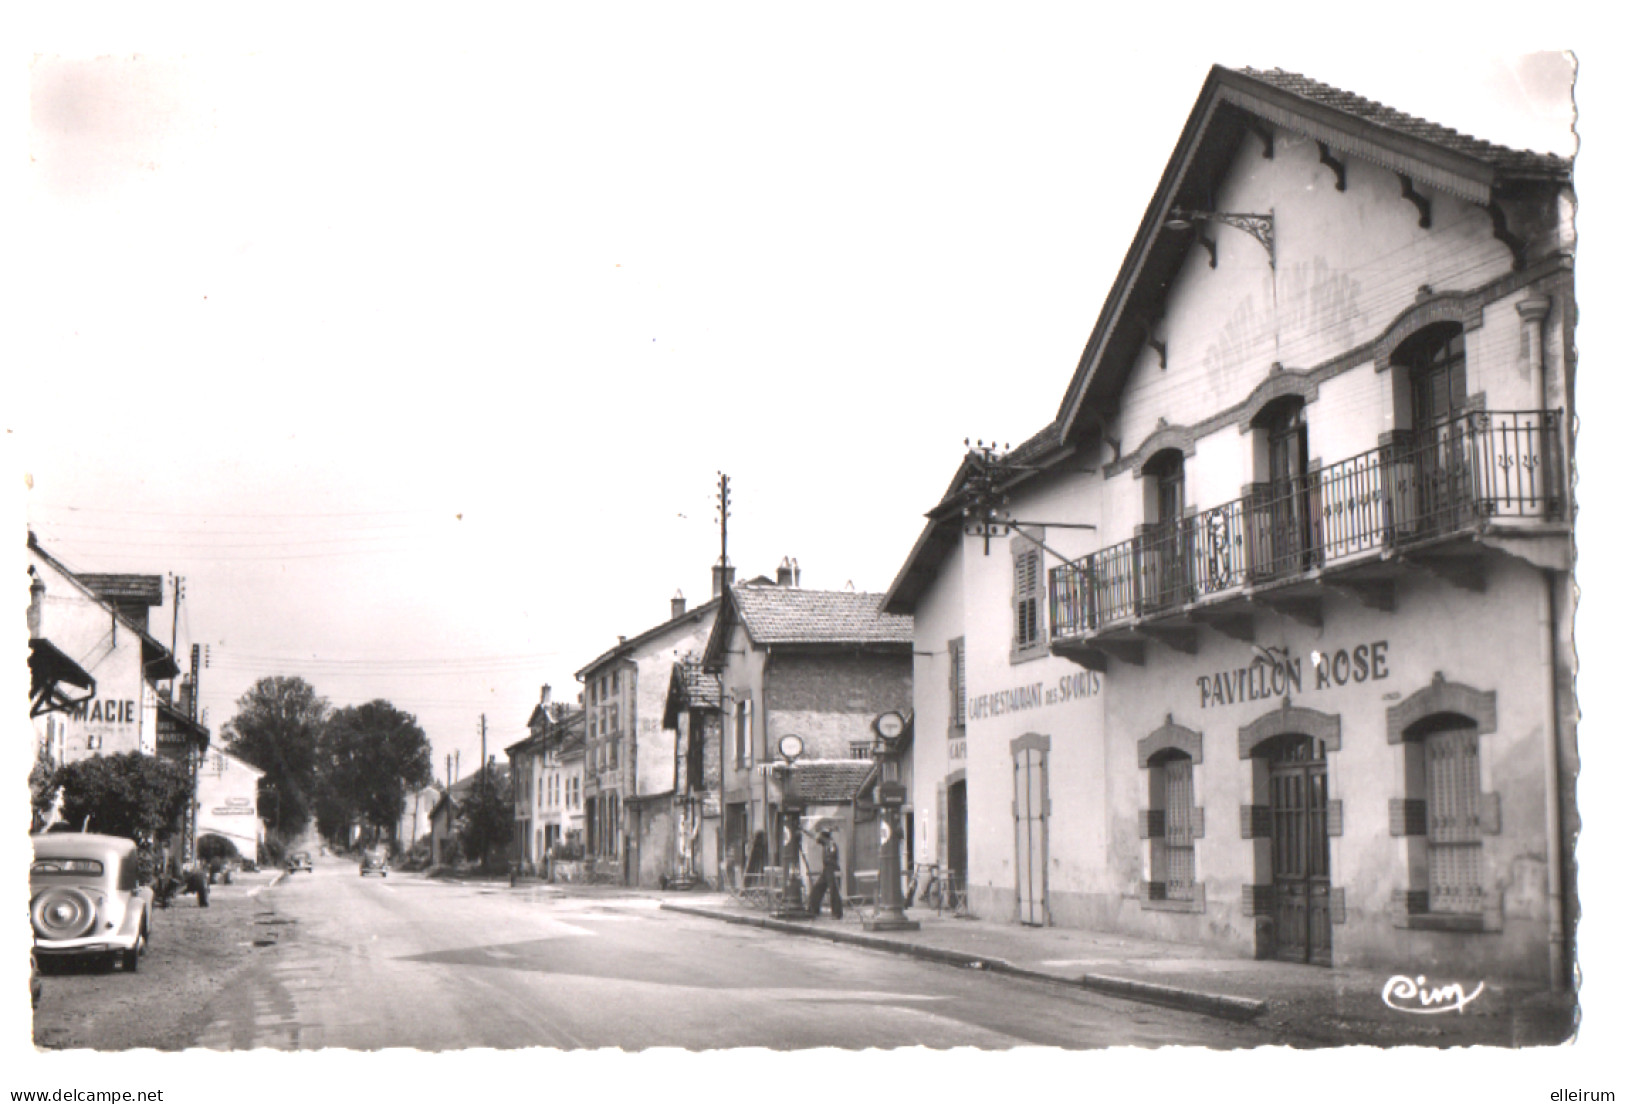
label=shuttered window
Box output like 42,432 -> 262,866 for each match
948,637 -> 967,730
1149,754 -> 1197,901
1164,758 -> 1196,897
1425,727 -> 1484,914
1013,546 -> 1045,653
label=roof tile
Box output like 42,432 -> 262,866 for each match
731,586 -> 913,646
785,759 -> 876,804
1240,68 -> 1571,174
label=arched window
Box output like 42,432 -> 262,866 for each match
1395,713 -> 1491,918
1390,323 -> 1478,536
1387,677 -> 1500,929
1395,322 -> 1468,431
1146,749 -> 1197,902
1138,718 -> 1204,911
1141,450 -> 1189,612
1144,448 -> 1186,527
1248,398 -> 1315,579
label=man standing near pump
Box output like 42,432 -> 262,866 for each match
807,825 -> 842,921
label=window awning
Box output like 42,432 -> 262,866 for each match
29,638 -> 95,718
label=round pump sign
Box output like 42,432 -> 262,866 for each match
873,711 -> 906,746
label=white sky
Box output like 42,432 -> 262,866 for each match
8,3 -> 1620,1091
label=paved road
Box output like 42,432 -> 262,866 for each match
192,855 -> 1272,1049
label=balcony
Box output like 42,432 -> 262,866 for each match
1050,410 -> 1566,668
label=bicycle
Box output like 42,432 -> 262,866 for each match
905,863 -> 970,916
903,862 -> 936,909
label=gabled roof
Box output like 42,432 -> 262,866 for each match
1054,64 -> 1572,445
1239,69 -> 1570,178
508,705 -> 583,757
663,653 -> 722,728
27,533 -> 182,681
882,417 -> 1075,614
888,65 -> 1572,617
575,596 -> 721,682
702,584 -> 914,671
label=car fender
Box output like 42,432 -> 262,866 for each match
115,894 -> 148,942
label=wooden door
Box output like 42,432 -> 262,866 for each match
1012,737 -> 1050,926
1410,326 -> 1475,532
947,779 -> 968,889
1269,736 -> 1331,965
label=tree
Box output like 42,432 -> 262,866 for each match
222,676 -> 329,837
30,748 -> 60,832
457,760 -> 512,872
316,700 -> 434,845
196,833 -> 241,863
54,752 -> 192,842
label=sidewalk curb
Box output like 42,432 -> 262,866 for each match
659,902 -> 1265,1023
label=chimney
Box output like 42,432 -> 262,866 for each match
777,558 -> 794,586
792,558 -> 801,587
671,589 -> 687,619
541,684 -> 552,706
28,567 -> 45,639
711,558 -> 735,597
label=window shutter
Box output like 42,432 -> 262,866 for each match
1425,728 -> 1484,913
1427,730 -> 1480,843
1164,759 -> 1194,845
950,638 -> 967,728
1014,548 -> 1044,649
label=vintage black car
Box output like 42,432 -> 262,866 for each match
30,833 -> 152,973
287,851 -> 314,874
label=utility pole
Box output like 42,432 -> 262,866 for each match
169,574 -> 185,657
717,471 -> 730,574
479,714 -> 489,869
184,642 -> 208,867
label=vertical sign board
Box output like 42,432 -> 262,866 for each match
1011,734 -> 1051,927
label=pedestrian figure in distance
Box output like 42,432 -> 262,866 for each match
807,826 -> 843,920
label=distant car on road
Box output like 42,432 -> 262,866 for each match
30,833 -> 152,973
359,848 -> 390,877
287,851 -> 314,874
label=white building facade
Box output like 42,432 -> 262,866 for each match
887,66 -> 1575,985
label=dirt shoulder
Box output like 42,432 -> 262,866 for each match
33,871 -> 288,1051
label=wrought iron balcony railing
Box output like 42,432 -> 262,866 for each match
1050,410 -> 1564,639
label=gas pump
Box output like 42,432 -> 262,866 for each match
770,734 -> 811,921
863,711 -> 920,932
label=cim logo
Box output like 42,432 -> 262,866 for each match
1381,974 -> 1486,1015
